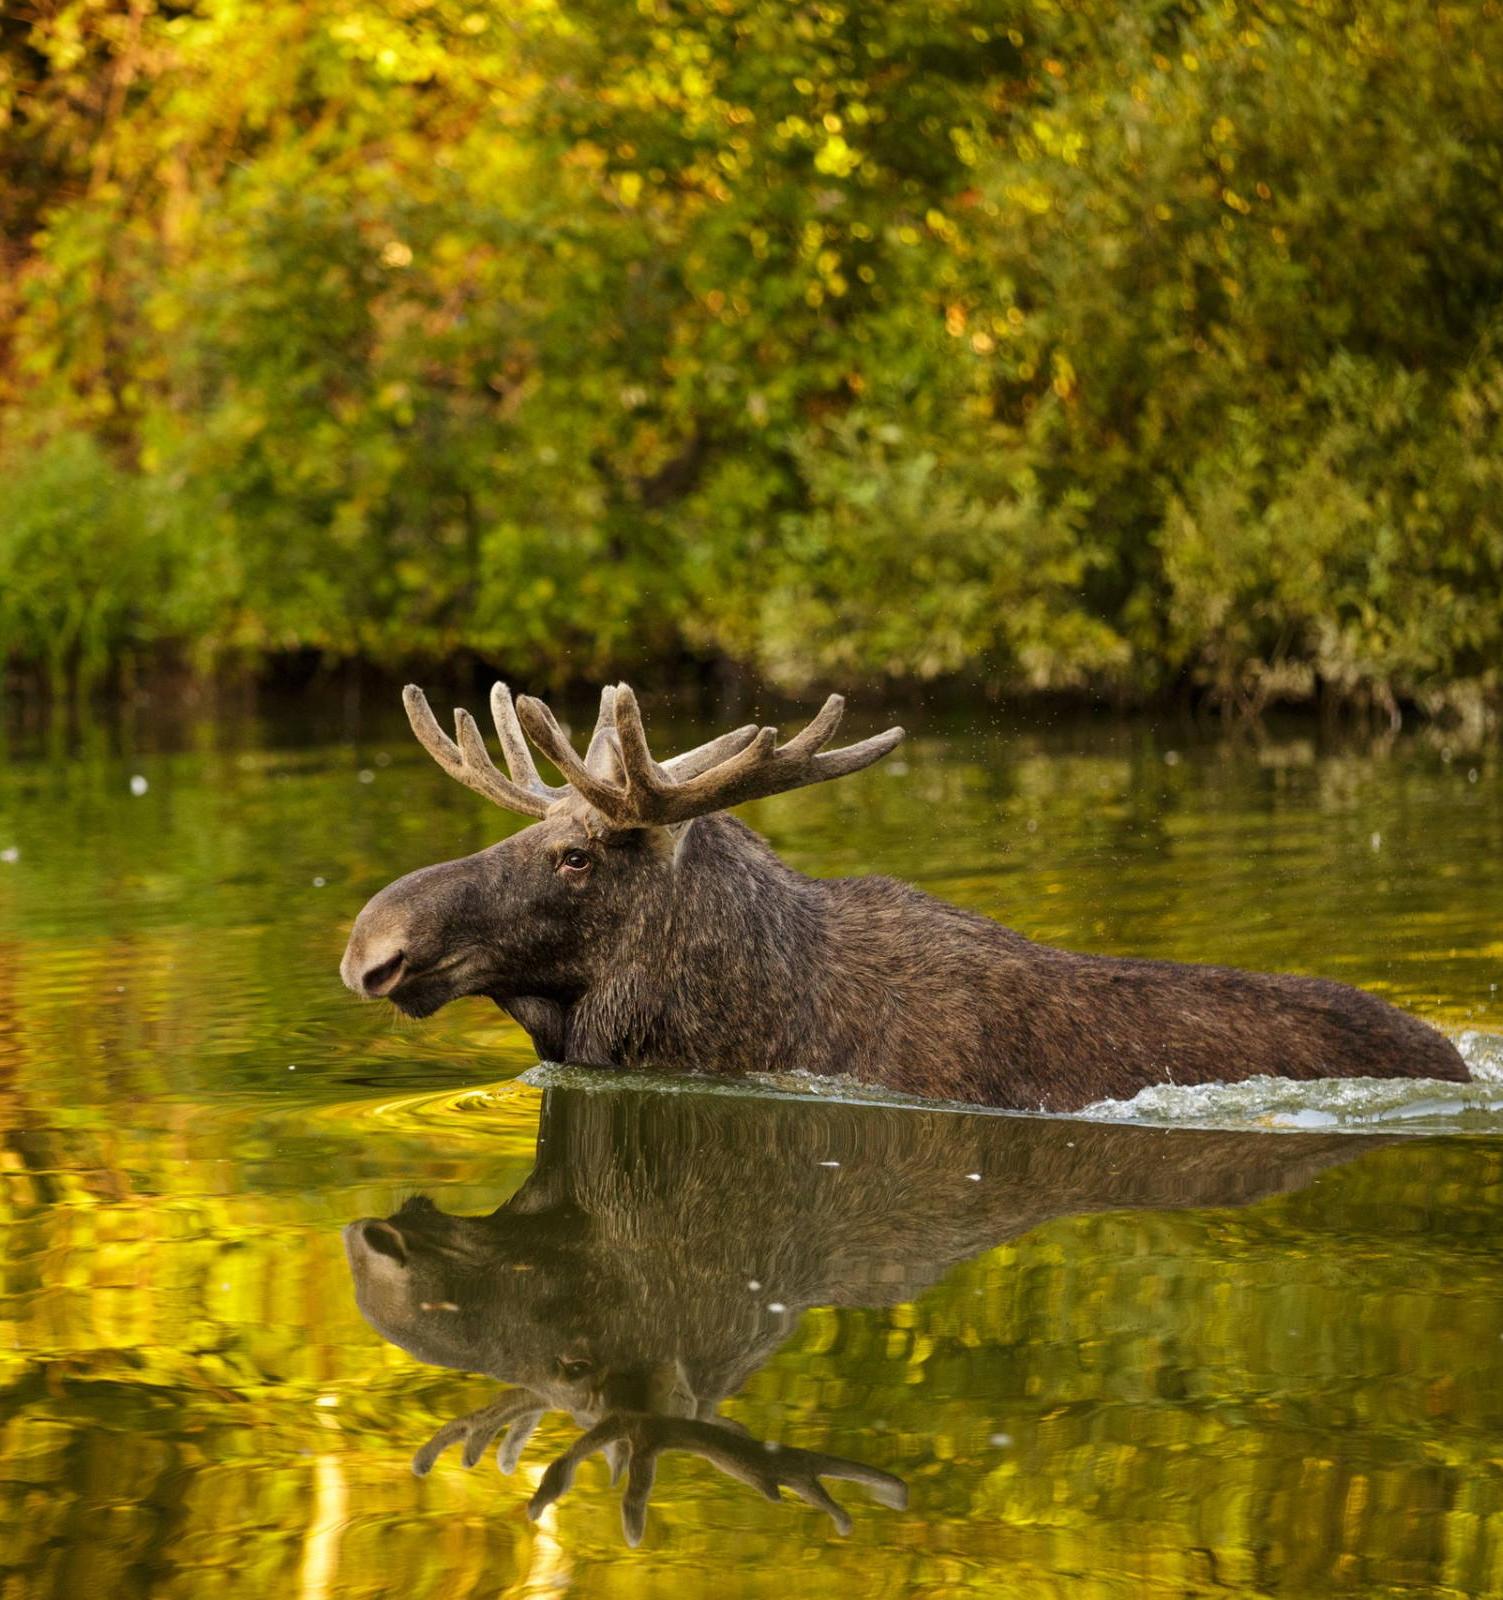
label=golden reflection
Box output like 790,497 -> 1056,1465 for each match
344,1085 -> 1375,1548
3,723 -> 1503,1594
508,1463 -> 572,1600
297,1451 -> 348,1600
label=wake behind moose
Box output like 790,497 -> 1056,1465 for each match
340,683 -> 1467,1110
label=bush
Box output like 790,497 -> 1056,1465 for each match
2,0 -> 1500,709
0,432 -> 227,685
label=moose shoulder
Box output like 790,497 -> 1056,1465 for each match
340,684 -> 1467,1111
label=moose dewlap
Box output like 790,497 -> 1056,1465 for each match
340,684 -> 1468,1112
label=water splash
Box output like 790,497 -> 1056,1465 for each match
1084,1030 -> 1503,1134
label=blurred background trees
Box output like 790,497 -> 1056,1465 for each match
2,0 -> 1501,713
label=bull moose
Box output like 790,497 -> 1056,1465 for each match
344,1084 -> 1379,1543
340,683 -> 1468,1110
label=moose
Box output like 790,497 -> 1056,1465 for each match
340,683 -> 1468,1110
344,1083 -> 1380,1542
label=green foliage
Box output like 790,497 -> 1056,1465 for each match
0,431 -> 226,684
2,0 -> 1501,707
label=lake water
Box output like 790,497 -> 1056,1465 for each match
1,692 -> 1500,1597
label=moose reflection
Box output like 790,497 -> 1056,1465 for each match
344,1085 -> 1374,1543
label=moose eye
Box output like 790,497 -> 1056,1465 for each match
556,1356 -> 593,1380
558,849 -> 592,874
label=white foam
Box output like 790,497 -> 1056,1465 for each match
1458,1029 -> 1503,1082
1083,1031 -> 1503,1134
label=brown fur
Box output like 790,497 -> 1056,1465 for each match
341,691 -> 1468,1112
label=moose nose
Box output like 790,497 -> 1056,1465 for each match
341,921 -> 410,997
358,948 -> 408,997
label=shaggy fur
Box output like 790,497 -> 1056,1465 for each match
341,690 -> 1468,1112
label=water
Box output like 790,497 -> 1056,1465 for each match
1,697 -> 1500,1596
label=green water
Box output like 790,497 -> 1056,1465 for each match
1,698 -> 1500,1597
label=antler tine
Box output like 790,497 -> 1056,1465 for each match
610,684 -> 673,797
527,1412 -> 907,1545
661,722 -> 761,780
404,686 -> 552,819
497,1406 -> 548,1474
777,693 -> 845,758
619,1447 -> 658,1547
411,1388 -> 549,1477
490,683 -> 564,800
583,684 -> 621,777
648,708 -> 904,825
514,694 -> 634,821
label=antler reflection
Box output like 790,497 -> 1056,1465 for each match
411,1388 -> 547,1477
410,1386 -> 906,1546
528,1409 -> 908,1547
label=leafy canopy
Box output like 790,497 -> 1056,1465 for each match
2,0 -> 1501,708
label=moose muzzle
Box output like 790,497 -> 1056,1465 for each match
340,852 -> 488,1007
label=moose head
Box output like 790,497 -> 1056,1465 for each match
340,684 -> 903,1063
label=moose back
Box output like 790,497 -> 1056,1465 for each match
340,683 -> 1467,1110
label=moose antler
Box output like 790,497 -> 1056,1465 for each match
402,682 -> 903,827
516,684 -> 904,827
527,1412 -> 908,1546
411,1388 -> 549,1477
403,684 -> 569,818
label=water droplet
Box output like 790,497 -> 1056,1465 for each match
818,1159 -> 840,1167
989,1432 -> 1013,1448
1370,832 -> 1382,850
129,775 -> 148,796
1163,750 -> 1181,766
358,769 -> 375,784
0,846 -> 17,864
966,1172 -> 981,1181
748,1279 -> 762,1291
312,876 -> 326,887
767,1301 -> 787,1314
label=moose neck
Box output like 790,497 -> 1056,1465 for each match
562,813 -> 825,1075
